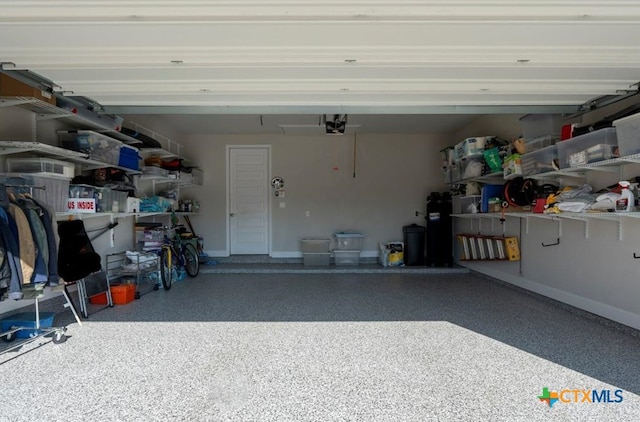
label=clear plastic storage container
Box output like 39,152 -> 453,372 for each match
0,173 -> 71,212
557,127 -> 618,168
58,130 -> 123,165
6,157 -> 75,178
613,112 -> 640,157
520,114 -> 563,140
333,233 -> 364,250
521,145 -> 559,175
333,250 -> 361,266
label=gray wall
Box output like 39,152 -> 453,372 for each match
181,133 -> 451,256
450,104 -> 640,329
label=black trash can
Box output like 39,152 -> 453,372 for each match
403,224 -> 426,266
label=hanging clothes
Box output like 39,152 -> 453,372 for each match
7,203 -> 36,285
31,198 -> 60,286
0,206 -> 24,300
16,197 -> 48,284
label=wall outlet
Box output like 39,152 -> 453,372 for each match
279,202 -> 286,208
305,210 -> 310,217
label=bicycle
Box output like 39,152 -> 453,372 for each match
158,226 -> 200,290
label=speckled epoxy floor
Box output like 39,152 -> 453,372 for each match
1,272 -> 640,421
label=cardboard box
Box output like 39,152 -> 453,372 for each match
0,73 -> 56,105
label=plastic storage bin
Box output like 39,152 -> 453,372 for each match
452,195 -> 481,214
0,312 -> 55,339
524,135 -> 559,154
301,239 -> 331,266
6,157 -> 75,179
334,233 -> 364,250
90,283 -> 135,305
118,144 -> 141,170
459,156 -> 484,180
58,130 -> 123,165
521,145 -> 559,175
0,173 -> 71,212
333,250 -> 361,266
557,127 -> 618,168
613,112 -> 640,157
520,114 -> 563,140
69,184 -> 114,212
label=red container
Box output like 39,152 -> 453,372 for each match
90,283 -> 136,305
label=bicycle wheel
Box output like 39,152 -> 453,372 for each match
183,243 -> 200,277
160,247 -> 173,290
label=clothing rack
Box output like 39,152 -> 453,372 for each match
0,183 -> 81,357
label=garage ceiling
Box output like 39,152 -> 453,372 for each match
1,1 -> 640,133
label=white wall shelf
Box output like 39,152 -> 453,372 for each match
0,141 -> 141,175
0,96 -> 142,146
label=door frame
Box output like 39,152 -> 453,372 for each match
225,145 -> 272,256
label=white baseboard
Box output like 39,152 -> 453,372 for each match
270,250 -> 380,259
461,262 -> 640,331
205,250 -> 229,258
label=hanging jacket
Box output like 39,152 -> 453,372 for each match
17,198 -> 48,284
0,207 -> 23,300
31,198 -> 60,286
8,203 -> 36,285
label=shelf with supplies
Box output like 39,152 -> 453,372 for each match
0,96 -> 141,146
0,141 -> 142,174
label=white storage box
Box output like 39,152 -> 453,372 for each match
520,114 -> 563,140
334,250 -> 361,266
557,127 -> 618,168
125,197 -> 141,213
6,157 -> 75,178
303,252 -> 331,266
301,239 -> 330,253
521,145 -> 558,175
613,112 -> 640,157
334,233 -> 364,250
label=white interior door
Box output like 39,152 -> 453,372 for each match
229,147 -> 270,254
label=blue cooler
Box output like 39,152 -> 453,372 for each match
118,145 -> 141,170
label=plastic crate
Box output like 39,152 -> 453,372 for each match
334,233 -> 364,250
334,250 -> 361,266
6,157 -> 75,178
557,127 -> 618,168
613,112 -> 640,156
452,195 -> 481,214
521,145 -> 559,175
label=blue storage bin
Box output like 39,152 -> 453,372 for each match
1,312 -> 55,339
118,145 -> 141,170
481,184 -> 504,213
